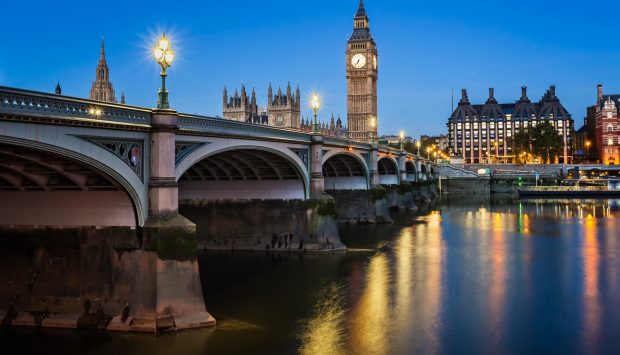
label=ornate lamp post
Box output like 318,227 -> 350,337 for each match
416,140 -> 421,156
585,140 -> 591,163
311,94 -> 320,134
399,131 -> 405,151
370,116 -> 376,144
426,146 -> 432,160
153,33 -> 174,109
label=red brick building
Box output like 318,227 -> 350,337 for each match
594,85 -> 620,165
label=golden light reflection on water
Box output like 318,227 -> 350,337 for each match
582,214 -> 600,352
348,253 -> 390,355
488,209 -> 507,341
298,284 -> 346,355
300,200 -> 618,354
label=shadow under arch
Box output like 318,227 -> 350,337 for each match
378,157 -> 399,185
0,137 -> 143,227
405,160 -> 417,182
322,152 -> 370,190
176,145 -> 309,200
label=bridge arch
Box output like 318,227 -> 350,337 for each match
0,137 -> 145,227
377,157 -> 399,185
322,152 -> 369,190
176,144 -> 309,200
405,160 -> 417,182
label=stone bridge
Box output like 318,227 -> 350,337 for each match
0,86 -> 436,231
0,86 -> 438,332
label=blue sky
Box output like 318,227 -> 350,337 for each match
1,0 -> 619,137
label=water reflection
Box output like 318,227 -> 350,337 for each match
348,252 -> 390,354
298,284 -> 346,355
3,199 -> 620,354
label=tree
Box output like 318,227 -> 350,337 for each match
511,128 -> 532,164
531,121 -> 563,164
510,121 -> 563,164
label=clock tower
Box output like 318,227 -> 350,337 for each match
346,0 -> 378,142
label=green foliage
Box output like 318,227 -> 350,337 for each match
509,121 -> 563,164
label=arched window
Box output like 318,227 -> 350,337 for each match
608,137 -> 614,146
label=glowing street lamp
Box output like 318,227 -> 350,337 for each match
585,140 -> 591,163
311,94 -> 320,133
399,131 -> 405,151
415,140 -> 421,156
370,116 -> 376,144
153,33 -> 175,109
426,146 -> 432,160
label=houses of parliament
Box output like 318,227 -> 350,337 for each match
66,1 -> 377,141
222,0 -> 378,141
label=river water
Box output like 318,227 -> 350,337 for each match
2,199 -> 620,354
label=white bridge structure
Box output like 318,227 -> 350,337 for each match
0,86 -> 436,229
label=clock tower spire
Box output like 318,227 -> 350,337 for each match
346,0 -> 378,142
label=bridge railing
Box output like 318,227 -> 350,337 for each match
0,86 -> 151,126
177,114 -> 313,142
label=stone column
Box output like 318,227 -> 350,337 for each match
399,152 -> 407,184
149,109 -> 179,216
370,143 -> 380,187
144,109 -> 195,241
310,134 -> 325,198
416,160 -> 423,182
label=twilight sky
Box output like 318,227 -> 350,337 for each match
1,0 -> 619,137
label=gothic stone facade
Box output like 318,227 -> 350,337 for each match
90,39 -> 118,103
346,0 -> 378,142
447,86 -> 574,164
222,83 -> 300,128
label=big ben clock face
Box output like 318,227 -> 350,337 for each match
373,55 -> 377,69
351,53 -> 366,68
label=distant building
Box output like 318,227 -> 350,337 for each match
300,113 -> 348,137
582,84 -> 620,164
594,86 -> 620,165
420,134 -> 448,152
379,135 -> 414,145
222,83 -> 300,129
90,39 -> 119,103
447,86 -> 574,164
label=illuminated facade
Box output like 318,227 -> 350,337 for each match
594,92 -> 620,165
90,39 -> 119,103
222,83 -> 300,128
346,0 -> 378,142
447,86 -> 574,164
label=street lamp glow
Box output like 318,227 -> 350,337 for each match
154,33 -> 174,109
399,130 -> 404,150
311,94 -> 320,133
369,116 -> 377,144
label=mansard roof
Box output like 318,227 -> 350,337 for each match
449,86 -> 572,121
598,94 -> 620,110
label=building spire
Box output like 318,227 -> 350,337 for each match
55,81 -> 62,95
355,0 -> 366,17
90,37 -> 115,102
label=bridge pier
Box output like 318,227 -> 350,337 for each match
370,143 -> 380,187
310,134 -> 325,198
143,109 -> 195,244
